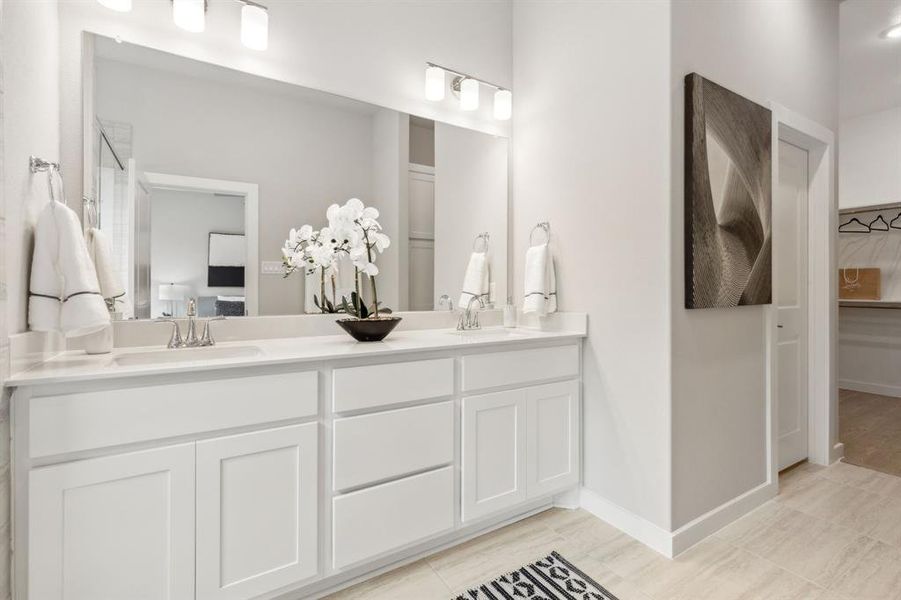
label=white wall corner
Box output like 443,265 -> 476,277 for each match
579,487 -> 674,558
580,480 -> 777,559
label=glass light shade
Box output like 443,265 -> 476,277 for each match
241,4 -> 269,51
460,78 -> 479,111
424,66 -> 445,101
173,0 -> 205,33
883,24 -> 901,39
97,0 -> 132,11
493,89 -> 512,120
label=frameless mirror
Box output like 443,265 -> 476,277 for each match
84,33 -> 508,319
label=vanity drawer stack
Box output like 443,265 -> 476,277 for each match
330,357 -> 455,570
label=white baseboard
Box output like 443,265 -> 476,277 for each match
579,481 -> 776,559
578,488 -> 673,557
838,379 -> 901,398
669,480 -> 776,556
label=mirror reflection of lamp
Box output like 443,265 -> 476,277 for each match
159,283 -> 189,317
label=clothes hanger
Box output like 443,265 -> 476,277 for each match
838,217 -> 870,233
889,213 -> 901,230
869,215 -> 890,231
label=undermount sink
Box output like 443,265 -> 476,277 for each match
113,345 -> 263,367
448,328 -> 525,337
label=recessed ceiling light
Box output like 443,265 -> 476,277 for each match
881,23 -> 901,39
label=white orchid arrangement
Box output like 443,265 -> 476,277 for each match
283,198 -> 391,318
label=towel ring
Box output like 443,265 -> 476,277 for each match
529,222 -> 551,246
473,232 -> 490,252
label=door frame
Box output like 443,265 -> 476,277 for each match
143,172 -> 260,317
768,103 -> 841,485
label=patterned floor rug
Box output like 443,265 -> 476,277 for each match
452,551 -> 620,600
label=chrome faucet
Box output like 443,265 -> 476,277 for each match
184,298 -> 200,347
155,299 -> 226,349
438,294 -> 454,311
457,295 -> 485,331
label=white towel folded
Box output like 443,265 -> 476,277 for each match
522,243 -> 557,316
87,227 -> 125,300
29,202 -> 110,338
458,251 -> 489,309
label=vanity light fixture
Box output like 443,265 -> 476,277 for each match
882,23 -> 901,39
97,0 -> 132,12
239,0 -> 269,51
172,0 -> 207,33
493,89 -> 512,121
459,78 -> 480,111
424,62 -> 512,120
424,65 -> 446,101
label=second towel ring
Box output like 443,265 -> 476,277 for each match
473,232 -> 490,252
529,222 -> 551,246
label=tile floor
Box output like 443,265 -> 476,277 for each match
327,461 -> 901,599
840,388 -> 901,477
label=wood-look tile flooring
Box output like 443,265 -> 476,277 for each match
840,388 -> 901,477
326,461 -> 901,599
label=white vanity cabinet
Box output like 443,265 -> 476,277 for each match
462,380 -> 580,522
195,424 -> 319,600
12,334 -> 583,600
29,444 -> 196,600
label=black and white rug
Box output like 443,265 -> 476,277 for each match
452,551 -> 620,600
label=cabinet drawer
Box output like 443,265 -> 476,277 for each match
332,358 -> 453,412
332,467 -> 454,569
461,345 -> 579,391
333,402 -> 453,491
30,371 -> 318,458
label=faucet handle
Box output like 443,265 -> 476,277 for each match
155,318 -> 184,349
200,316 -> 225,347
186,297 -> 197,317
438,294 -> 454,311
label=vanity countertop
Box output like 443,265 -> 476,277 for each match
6,326 -> 585,387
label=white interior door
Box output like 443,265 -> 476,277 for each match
775,140 -> 810,471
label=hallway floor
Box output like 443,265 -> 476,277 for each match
327,461 -> 901,599
840,388 -> 901,477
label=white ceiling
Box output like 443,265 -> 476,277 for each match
841,0 -> 901,119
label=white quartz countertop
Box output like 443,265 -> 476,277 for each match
6,327 -> 585,387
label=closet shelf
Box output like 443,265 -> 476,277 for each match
839,300 -> 901,309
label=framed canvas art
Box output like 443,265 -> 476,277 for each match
685,73 -> 772,309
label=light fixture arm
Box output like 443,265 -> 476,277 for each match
426,62 -> 508,92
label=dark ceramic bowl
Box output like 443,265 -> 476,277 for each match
336,316 -> 402,342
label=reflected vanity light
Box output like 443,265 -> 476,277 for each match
425,65 -> 446,101
493,89 -> 512,121
240,1 -> 269,51
882,23 -> 901,39
97,0 -> 132,12
424,62 -> 512,120
173,0 -> 206,33
459,78 -> 479,111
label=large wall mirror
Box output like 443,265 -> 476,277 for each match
84,33 -> 508,319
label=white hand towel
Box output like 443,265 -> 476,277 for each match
458,251 -> 489,309
29,202 -> 110,338
87,227 -> 125,300
522,243 -> 557,316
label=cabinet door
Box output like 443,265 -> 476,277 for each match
527,380 -> 580,498
196,423 -> 318,600
461,389 -> 526,522
29,444 -> 195,600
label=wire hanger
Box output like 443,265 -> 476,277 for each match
890,213 -> 901,230
869,215 -> 890,231
529,221 -> 551,246
838,217 -> 870,234
472,232 -> 490,253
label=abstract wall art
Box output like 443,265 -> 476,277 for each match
685,73 -> 772,309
